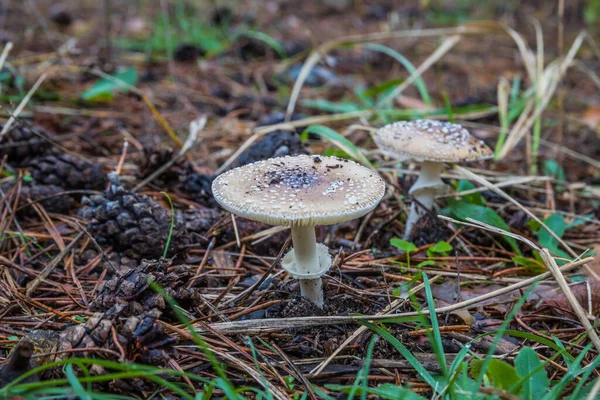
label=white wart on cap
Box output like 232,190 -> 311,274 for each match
375,120 -> 493,163
211,155 -> 386,227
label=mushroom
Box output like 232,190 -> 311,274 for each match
211,155 -> 385,307
374,120 -> 493,240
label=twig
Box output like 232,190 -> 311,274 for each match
539,249 -> 600,353
0,73 -> 47,139
0,41 -> 12,76
198,257 -> 592,334
219,236 -> 291,307
25,231 -> 85,297
311,274 -> 443,376
438,215 -> 541,251
453,165 -> 577,258
132,116 -> 206,192
377,35 -> 461,107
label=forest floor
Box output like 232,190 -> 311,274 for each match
0,1 -> 599,399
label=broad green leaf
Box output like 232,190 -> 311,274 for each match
512,256 -> 546,274
448,199 -> 520,254
427,240 -> 452,257
539,214 -> 566,249
82,67 -> 138,103
456,179 -> 485,205
514,347 -> 550,399
301,125 -> 373,167
390,238 -> 417,253
539,214 -> 570,260
455,363 -> 480,396
470,359 -> 520,390
542,160 -> 565,181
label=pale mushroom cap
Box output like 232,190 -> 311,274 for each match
375,120 -> 493,163
212,155 -> 386,227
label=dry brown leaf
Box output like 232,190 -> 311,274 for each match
582,104 -> 600,131
544,280 -> 600,317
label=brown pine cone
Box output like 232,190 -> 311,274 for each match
17,183 -> 72,216
28,153 -> 105,190
1,181 -> 72,217
233,130 -> 306,168
26,305 -> 174,368
137,146 -> 191,183
79,173 -> 186,259
91,258 -> 199,315
0,124 -> 51,164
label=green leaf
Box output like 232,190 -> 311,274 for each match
455,179 -> 485,205
301,125 -> 373,167
539,214 -> 570,260
514,347 -> 550,399
416,260 -> 435,268
82,67 -> 138,103
512,257 -> 545,274
448,199 -> 520,254
585,0 -> 600,24
390,238 -> 417,253
470,359 -> 520,390
427,241 -> 452,257
542,160 -> 565,181
539,214 -> 565,250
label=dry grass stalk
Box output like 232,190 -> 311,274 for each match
196,257 -> 592,334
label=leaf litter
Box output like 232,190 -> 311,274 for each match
0,1 -> 599,399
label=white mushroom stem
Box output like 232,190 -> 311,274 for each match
403,161 -> 445,240
290,226 -> 324,306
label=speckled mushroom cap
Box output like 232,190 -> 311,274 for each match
212,155 -> 385,227
375,120 -> 493,163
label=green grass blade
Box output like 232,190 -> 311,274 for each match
359,321 -> 439,392
246,337 -> 274,400
422,272 -> 448,378
474,281 -> 540,391
160,191 -> 175,258
234,31 -> 286,59
301,125 -> 373,167
363,43 -> 432,107
65,364 -> 92,400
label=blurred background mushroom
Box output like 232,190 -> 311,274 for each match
375,120 -> 493,240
